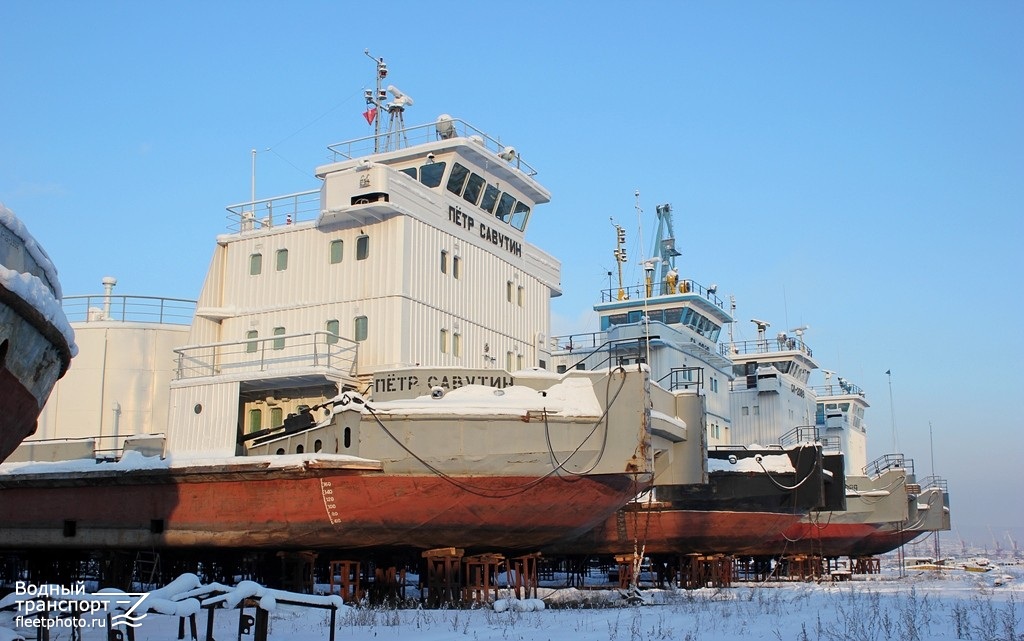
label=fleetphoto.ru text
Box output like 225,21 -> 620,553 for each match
10,582 -> 150,632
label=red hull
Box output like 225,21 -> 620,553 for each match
546,507 -> 804,556
1,283 -> 73,463
845,528 -> 925,557
774,520 -> 885,557
0,458 -> 647,552
0,370 -> 40,462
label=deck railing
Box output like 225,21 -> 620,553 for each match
819,436 -> 842,452
778,425 -> 820,447
811,381 -> 866,397
919,475 -> 949,492
724,336 -> 813,358
225,189 -> 321,232
600,280 -> 725,309
863,453 -> 915,477
62,294 -> 196,325
325,117 -> 539,176
174,331 -> 358,380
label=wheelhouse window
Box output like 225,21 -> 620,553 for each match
356,235 -> 369,260
463,173 -> 485,205
399,167 -> 417,180
480,185 -> 500,213
354,316 -> 368,342
446,163 -> 470,196
495,193 -> 516,222
276,249 -> 288,271
510,202 -> 530,231
249,253 -> 263,275
420,161 -> 446,187
330,240 -> 343,264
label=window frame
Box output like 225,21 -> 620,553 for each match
330,239 -> 343,264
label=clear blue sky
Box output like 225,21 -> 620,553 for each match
2,1 -> 1021,548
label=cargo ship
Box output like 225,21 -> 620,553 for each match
546,201 -> 838,558
1,58 -> 709,559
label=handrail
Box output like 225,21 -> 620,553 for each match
598,279 -> 725,310
863,453 -> 914,477
325,117 -> 539,177
552,331 -> 604,353
723,337 -> 813,358
556,335 -> 661,374
225,189 -> 321,232
174,331 -> 359,380
819,436 -> 842,452
812,381 -> 866,397
61,294 -> 196,325
656,366 -> 704,392
919,475 -> 948,492
778,425 -> 820,447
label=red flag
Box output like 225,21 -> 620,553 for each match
363,108 -> 377,125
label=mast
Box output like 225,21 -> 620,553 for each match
652,203 -> 681,288
612,220 -> 628,300
363,49 -> 388,153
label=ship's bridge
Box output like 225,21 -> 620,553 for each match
722,330 -> 818,388
595,280 -> 730,339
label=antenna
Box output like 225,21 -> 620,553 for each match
821,369 -> 834,392
384,85 -> 413,150
728,296 -> 736,352
611,218 -> 628,301
364,49 -> 389,153
886,369 -> 899,453
751,319 -> 770,352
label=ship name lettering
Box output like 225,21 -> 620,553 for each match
426,374 -> 513,390
448,206 -> 475,232
478,223 -> 522,258
374,374 -> 419,394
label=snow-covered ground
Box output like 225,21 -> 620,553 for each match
1,562 -> 1020,641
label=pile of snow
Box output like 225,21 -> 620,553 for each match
493,597 -> 546,612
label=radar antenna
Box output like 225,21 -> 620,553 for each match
383,85 -> 413,151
